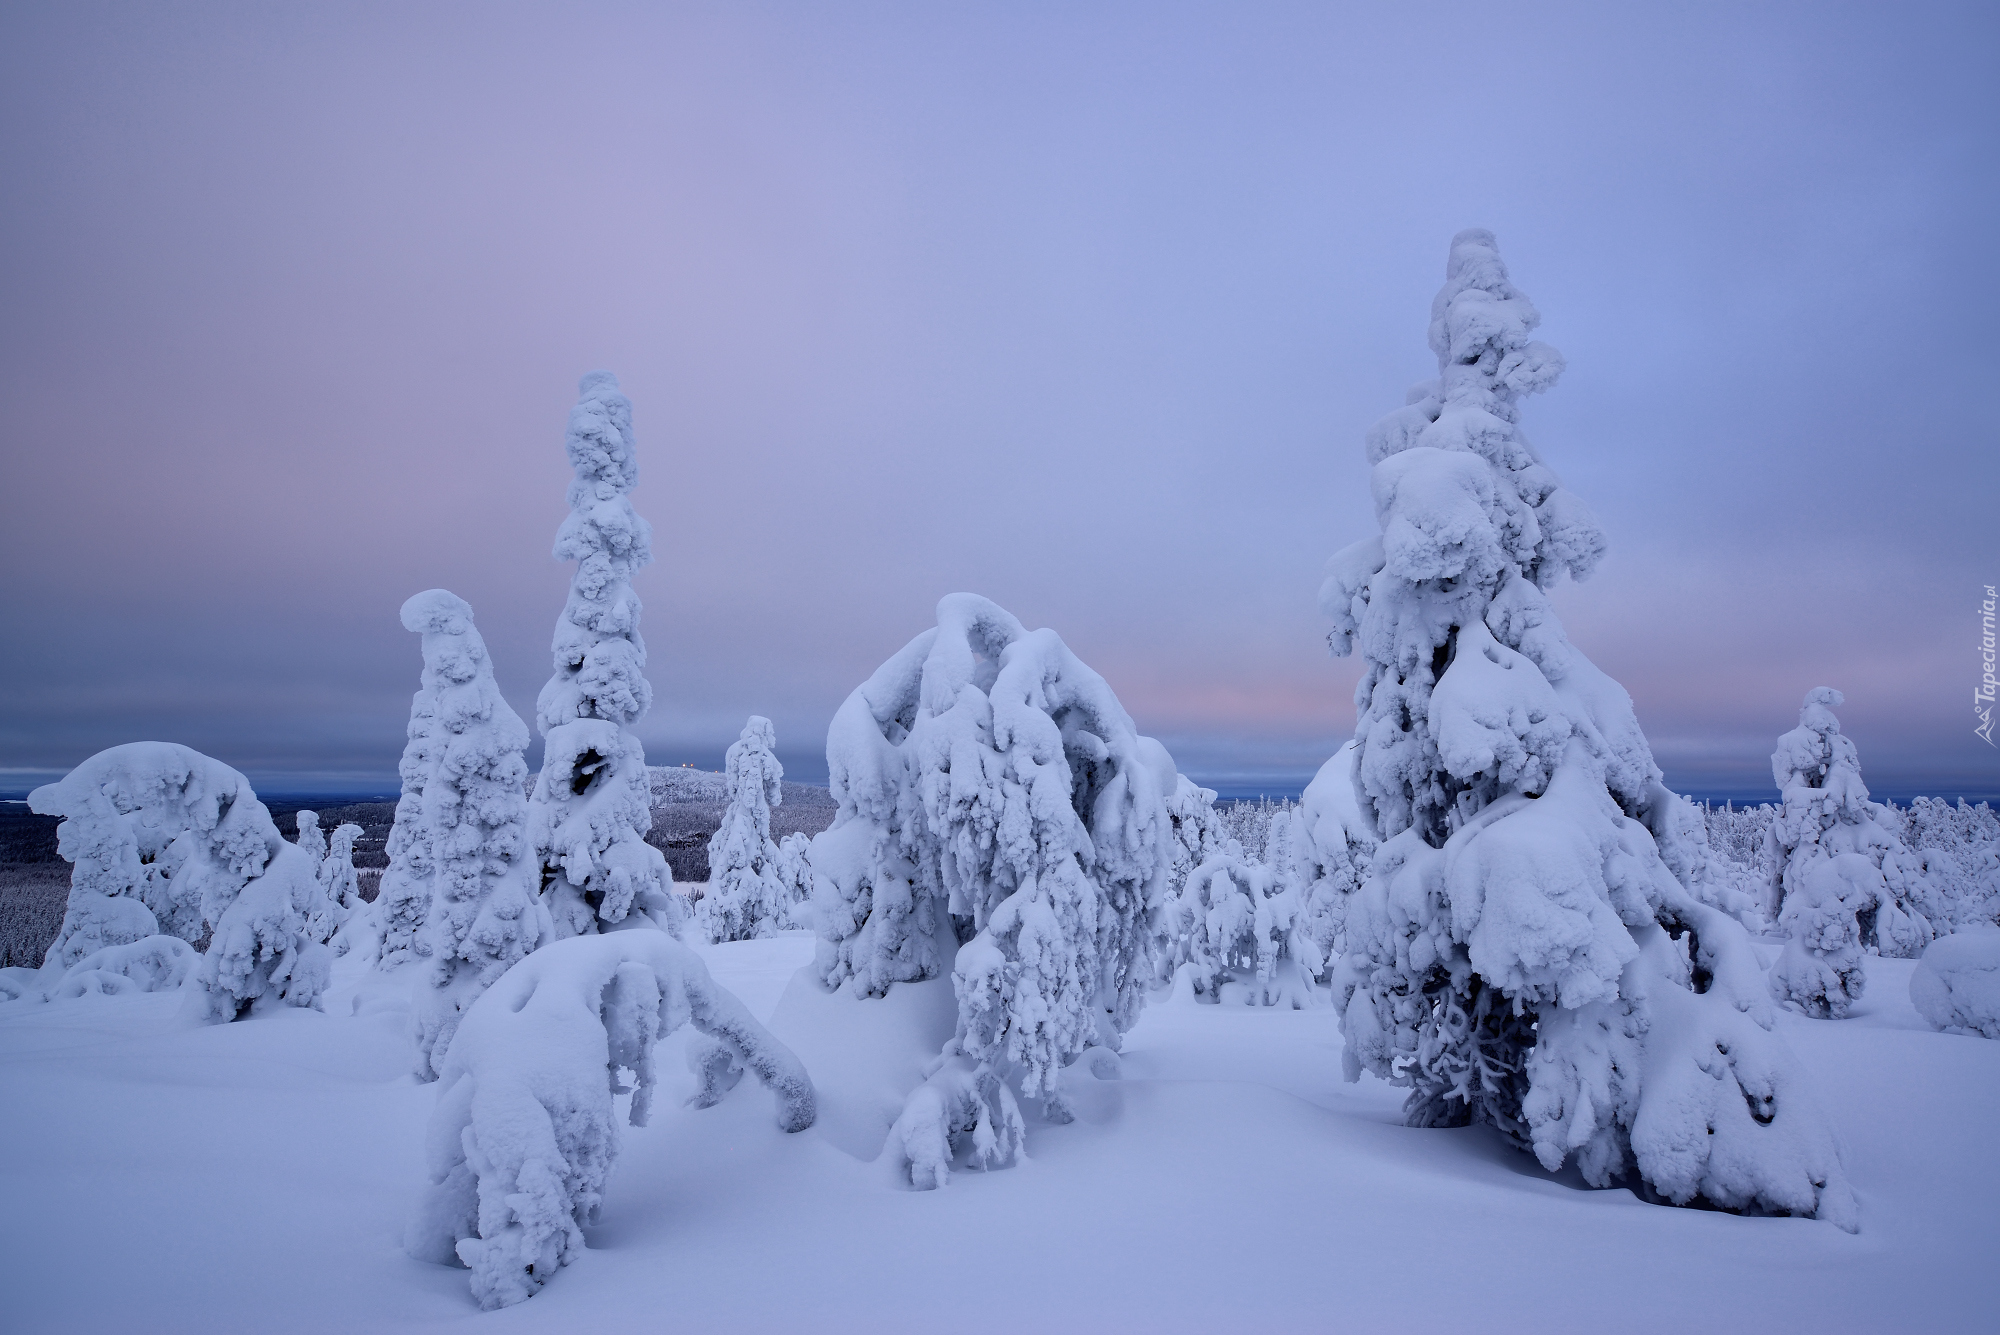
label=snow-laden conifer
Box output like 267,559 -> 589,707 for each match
322,822 -> 363,915
407,931 -> 814,1309
1324,231 -> 1855,1228
775,832 -> 814,929
296,810 -> 327,862
399,591 -> 550,1081
377,653 -> 445,970
1295,739 -> 1376,965
812,594 -> 1176,1183
526,373 -> 680,939
17,743 -> 327,1018
700,716 -> 790,942
1157,833 -> 1320,1006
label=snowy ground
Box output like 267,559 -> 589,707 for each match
2,934 -> 1995,1334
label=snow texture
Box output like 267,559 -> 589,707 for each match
399,591 -> 552,1081
810,594 -> 1175,1178
17,742 -> 329,1023
701,716 -> 791,942
1326,231 -> 1854,1229
408,930 -> 815,1309
1909,926 -> 2000,1039
526,372 -> 681,941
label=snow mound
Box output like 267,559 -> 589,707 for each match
408,929 -> 814,1310
1909,927 -> 2000,1039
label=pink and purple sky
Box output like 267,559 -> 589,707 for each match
2,2 -> 1995,800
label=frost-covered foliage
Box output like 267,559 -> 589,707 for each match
526,372 -> 680,940
1324,231 -> 1855,1229
1899,797 -> 2000,931
811,594 -> 1176,1181
1295,740 -> 1377,964
1158,835 -> 1320,1006
15,743 -> 328,1021
1767,689 -> 1938,1020
701,716 -> 790,943
396,592 -> 551,1082
775,832 -> 814,929
1909,926 -> 2000,1039
408,931 -> 814,1309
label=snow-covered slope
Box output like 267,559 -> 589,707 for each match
1,939 -> 1994,1332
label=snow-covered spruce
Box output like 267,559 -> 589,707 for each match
399,591 -> 551,1081
701,716 -> 791,942
775,832 -> 814,929
1322,231 -> 1855,1229
527,372 -> 681,940
1294,740 -> 1377,966
1158,834 -> 1321,1007
8,742 -> 328,1019
1767,689 -> 1941,1017
1909,926 -> 2000,1039
407,931 -> 815,1310
376,646 -> 446,971
321,821 -> 363,915
287,811 -> 347,946
810,594 -> 1176,1183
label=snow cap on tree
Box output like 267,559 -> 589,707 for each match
811,594 -> 1176,1182
1326,232 -> 1856,1229
25,743 -> 328,1020
528,373 -> 679,939
399,590 -> 550,1080
701,716 -> 791,943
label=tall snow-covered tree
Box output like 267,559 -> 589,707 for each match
526,372 -> 680,939
376,645 -> 446,970
24,742 -> 328,1020
701,716 -> 791,942
1767,687 -> 1937,1016
811,594 -> 1176,1184
399,591 -> 550,1081
1323,230 -> 1855,1228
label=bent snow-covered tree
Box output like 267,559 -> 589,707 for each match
527,372 -> 680,939
1768,687 -> 1938,1017
400,591 -> 550,1080
407,931 -> 815,1310
811,594 -> 1176,1185
17,742 -> 328,1019
1323,230 -> 1855,1229
701,716 -> 791,942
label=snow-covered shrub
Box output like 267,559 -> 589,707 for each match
1909,926 -> 2000,1039
1324,231 -> 1855,1229
1767,689 -> 1938,1023
1900,798 -> 2000,931
1705,801 -> 1777,887
1295,740 -> 1376,965
18,742 -> 329,1022
527,372 -> 681,940
398,591 -> 551,1081
775,832 -> 814,929
701,716 -> 790,942
1158,836 -> 1320,1006
810,594 -> 1176,1183
0,935 -> 198,1003
407,931 -> 815,1309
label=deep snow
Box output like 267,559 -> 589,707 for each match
1,931 -> 1995,1333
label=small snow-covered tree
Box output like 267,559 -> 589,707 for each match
812,594 -> 1177,1184
407,931 -> 815,1309
19,743 -> 327,1019
1150,774 -> 1228,982
288,811 -> 348,945
296,810 -> 327,862
526,372 -> 681,939
700,716 -> 790,942
1294,740 -> 1376,965
1768,688 -> 1938,999
321,822 -> 363,914
399,591 -> 551,1081
1157,834 -> 1321,1006
775,832 -> 814,928
377,653 -> 446,970
1323,231 -> 1854,1228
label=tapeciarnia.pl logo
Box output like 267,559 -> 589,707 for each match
1979,584 -> 1997,745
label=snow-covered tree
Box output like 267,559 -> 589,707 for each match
526,372 -> 681,940
700,716 -> 790,942
1323,231 -> 1855,1228
775,832 -> 814,929
286,811 -> 349,945
296,810 -> 327,862
407,931 -> 814,1309
397,591 -> 551,1081
377,650 -> 445,971
19,742 -> 328,1020
811,594 -> 1177,1184
1294,740 -> 1376,966
1157,834 -> 1321,1006
321,822 -> 363,915
1151,774 -> 1228,982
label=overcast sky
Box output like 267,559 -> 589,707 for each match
2,1 -> 1995,800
